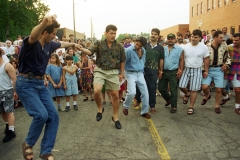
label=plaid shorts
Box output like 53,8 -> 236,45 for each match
0,88 -> 14,113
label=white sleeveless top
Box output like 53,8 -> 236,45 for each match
0,61 -> 12,91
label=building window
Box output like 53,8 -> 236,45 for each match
232,0 -> 236,2
224,0 -> 229,5
218,0 -> 222,7
207,0 -> 211,10
212,0 -> 216,9
231,26 -> 235,34
239,25 -> 240,32
201,2 -> 204,13
197,4 -> 199,15
192,6 -> 194,17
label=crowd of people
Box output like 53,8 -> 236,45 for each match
0,14 -> 240,160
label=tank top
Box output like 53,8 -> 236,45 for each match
0,61 -> 12,91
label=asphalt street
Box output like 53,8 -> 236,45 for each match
0,89 -> 240,160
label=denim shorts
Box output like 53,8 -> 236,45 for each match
202,67 -> 224,88
223,74 -> 240,88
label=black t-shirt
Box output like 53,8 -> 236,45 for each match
18,37 -> 61,76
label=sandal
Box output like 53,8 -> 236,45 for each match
165,100 -> 171,106
183,94 -> 190,104
39,153 -> 54,160
187,108 -> 194,115
22,142 -> 33,160
170,108 -> 177,113
83,97 -> 88,101
201,95 -> 211,105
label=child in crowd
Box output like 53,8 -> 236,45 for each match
62,55 -> 79,112
79,53 -> 93,101
10,60 -> 19,108
45,54 -> 65,111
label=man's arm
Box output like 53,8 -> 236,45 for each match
5,63 -> 16,91
28,15 -> 57,44
203,56 -> 210,78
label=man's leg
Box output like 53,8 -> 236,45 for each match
136,72 -> 149,115
145,74 -> 158,109
94,84 -> 104,113
39,87 -> 59,155
123,72 -> 137,110
168,71 -> 178,109
109,90 -> 120,121
215,88 -> 222,108
158,72 -> 170,104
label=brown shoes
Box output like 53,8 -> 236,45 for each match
201,95 -> 211,105
141,113 -> 151,119
123,108 -> 128,115
220,97 -> 230,105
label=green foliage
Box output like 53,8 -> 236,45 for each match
116,33 -> 150,42
0,0 -> 49,42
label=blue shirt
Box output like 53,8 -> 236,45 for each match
18,37 -> 61,76
125,45 -> 146,72
163,44 -> 183,70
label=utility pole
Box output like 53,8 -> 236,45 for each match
73,0 -> 76,41
90,17 -> 93,42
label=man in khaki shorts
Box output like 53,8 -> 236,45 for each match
79,24 -> 125,129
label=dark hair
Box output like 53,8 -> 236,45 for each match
192,29 -> 202,38
41,21 -> 60,34
222,27 -> 227,31
106,25 -> 117,32
69,34 -> 74,37
151,28 -> 160,35
213,30 -> 223,38
10,60 -> 18,68
211,29 -> 216,32
135,36 -> 147,46
65,55 -> 73,60
233,33 -> 240,38
50,54 -> 61,66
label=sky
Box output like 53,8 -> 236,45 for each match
42,0 -> 189,39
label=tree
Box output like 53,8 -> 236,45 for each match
0,0 -> 49,42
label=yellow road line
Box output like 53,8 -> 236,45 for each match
145,119 -> 171,160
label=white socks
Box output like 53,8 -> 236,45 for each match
223,94 -> 229,100
9,126 -> 14,132
66,102 -> 70,106
235,104 -> 240,109
73,101 -> 77,105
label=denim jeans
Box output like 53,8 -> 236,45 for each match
16,76 -> 59,155
123,71 -> 149,115
136,74 -> 158,108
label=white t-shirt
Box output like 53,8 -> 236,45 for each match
184,43 -> 209,68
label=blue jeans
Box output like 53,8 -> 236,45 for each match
123,71 -> 149,115
16,76 -> 59,155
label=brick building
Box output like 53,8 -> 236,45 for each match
57,28 -> 85,41
190,0 -> 240,34
160,24 -> 189,38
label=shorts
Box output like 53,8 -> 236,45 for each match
223,74 -> 240,88
94,68 -> 120,91
65,79 -> 78,96
202,67 -> 224,88
179,67 -> 202,91
0,89 -> 14,113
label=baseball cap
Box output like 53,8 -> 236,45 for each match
167,33 -> 176,39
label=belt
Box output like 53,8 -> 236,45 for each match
209,64 -> 222,68
18,73 -> 44,80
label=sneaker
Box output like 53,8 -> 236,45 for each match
58,107 -> 65,112
65,106 -> 70,112
73,105 -> 78,111
2,130 -> 16,143
4,124 -> 8,134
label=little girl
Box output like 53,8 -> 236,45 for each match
45,54 -> 65,111
79,53 -> 93,101
62,55 -> 79,112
